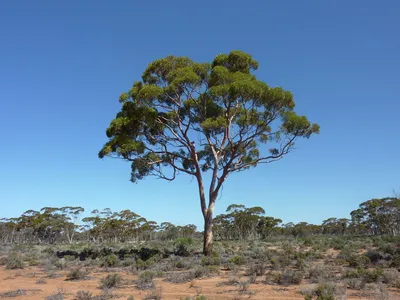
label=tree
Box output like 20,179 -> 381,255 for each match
351,197 -> 400,236
99,50 -> 319,255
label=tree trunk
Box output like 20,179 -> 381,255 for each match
203,208 -> 214,256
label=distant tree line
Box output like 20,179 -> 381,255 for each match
0,197 -> 398,244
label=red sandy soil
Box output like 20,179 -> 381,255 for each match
0,266 -> 399,300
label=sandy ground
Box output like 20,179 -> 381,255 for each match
0,266 -> 399,300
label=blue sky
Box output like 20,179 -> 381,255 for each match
0,1 -> 399,228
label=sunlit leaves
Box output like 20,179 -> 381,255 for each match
99,50 -> 319,183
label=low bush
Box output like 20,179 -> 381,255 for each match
247,263 -> 266,276
200,255 -> 220,266
191,266 -> 210,278
100,254 -> 119,268
136,271 -> 155,290
345,277 -> 366,290
165,271 -> 194,283
272,269 -> 304,285
75,290 -> 93,300
100,273 -> 122,289
66,268 -> 89,281
5,253 -> 24,269
228,255 -> 245,265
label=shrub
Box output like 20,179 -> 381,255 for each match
36,278 -> 47,284
314,283 -> 337,300
308,265 -> 334,283
364,250 -> 383,264
382,269 -> 400,287
228,255 -> 245,265
165,271 -> 194,283
75,290 -> 93,300
247,263 -> 266,276
347,255 -> 371,268
0,289 -> 27,297
100,254 -> 119,268
345,278 -> 366,290
136,271 -> 155,290
143,286 -> 162,300
122,257 -> 136,267
344,267 -> 383,283
5,253 -> 24,269
66,268 -> 89,281
273,269 -> 304,285
302,282 -> 345,300
174,238 -> 193,256
101,273 -> 122,289
191,266 -> 209,278
200,256 -> 220,266
45,291 -> 64,300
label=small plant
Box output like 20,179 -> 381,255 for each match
143,286 -> 162,300
101,273 -> 122,289
228,255 -> 246,265
347,255 -> 371,268
273,269 -> 304,285
165,271 -> 194,283
75,290 -> 93,300
247,263 -> 266,276
191,266 -> 209,278
314,282 -> 345,300
345,278 -> 366,290
0,289 -> 27,297
238,281 -> 249,293
200,255 -> 220,266
36,278 -> 47,284
136,271 -> 155,290
66,268 -> 89,281
100,254 -> 119,268
5,253 -> 24,269
45,290 -> 65,300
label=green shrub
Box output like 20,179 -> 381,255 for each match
136,271 -> 155,290
347,255 -> 371,268
228,255 -> 245,265
66,268 -> 89,281
174,238 -> 193,257
273,269 -> 304,285
100,254 -> 119,267
200,256 -> 220,266
191,266 -> 209,278
5,253 -> 24,269
101,273 -> 122,289
344,267 -> 384,283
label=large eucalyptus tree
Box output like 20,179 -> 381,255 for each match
99,51 -> 319,255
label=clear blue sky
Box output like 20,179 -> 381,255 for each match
1,1 -> 399,228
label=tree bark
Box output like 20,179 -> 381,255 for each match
203,207 -> 214,256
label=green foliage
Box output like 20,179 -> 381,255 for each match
228,255 -> 245,265
5,253 -> 24,269
344,267 -> 384,283
347,255 -> 371,268
200,253 -> 221,266
100,254 -> 119,267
